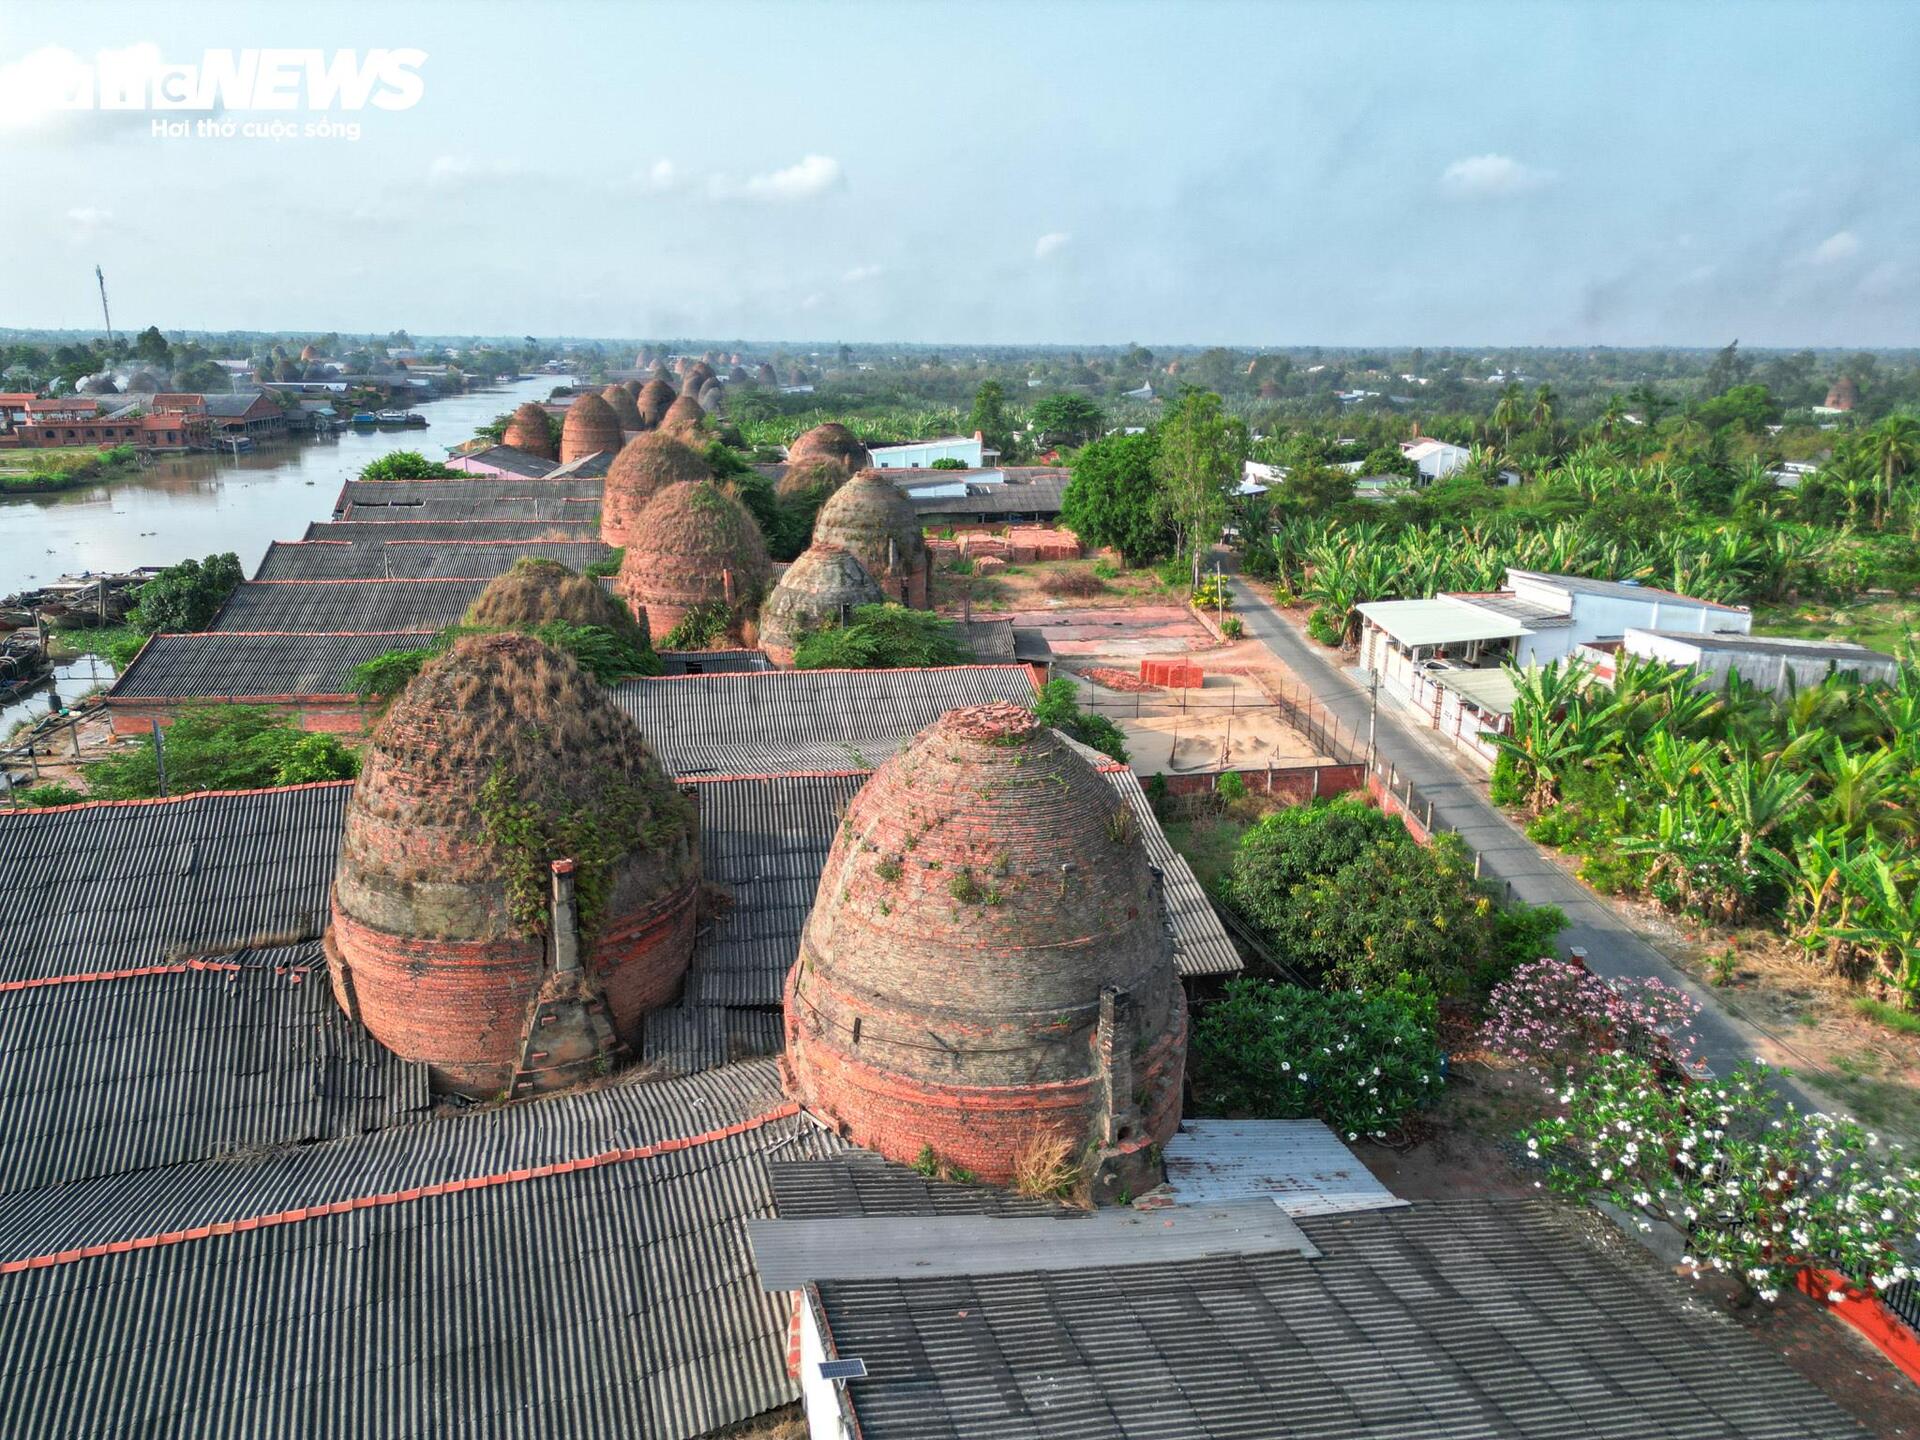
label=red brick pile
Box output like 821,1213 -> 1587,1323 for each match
1141,657 -> 1205,688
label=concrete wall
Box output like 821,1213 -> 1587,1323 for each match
1506,572 -> 1752,644
1156,763 -> 1364,803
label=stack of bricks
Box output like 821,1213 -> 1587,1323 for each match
1141,657 -> 1205,689
958,534 -> 1008,560
1004,527 -> 1082,563
973,555 -> 1006,575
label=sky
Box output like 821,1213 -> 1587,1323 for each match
1,0 -> 1915,347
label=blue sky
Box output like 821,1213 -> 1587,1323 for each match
2,0 -> 1914,345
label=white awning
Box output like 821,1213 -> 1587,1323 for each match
1357,597 -> 1531,648
1435,666 -> 1522,716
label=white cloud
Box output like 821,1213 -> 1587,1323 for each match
1809,229 -> 1860,265
1437,153 -> 1555,200
1034,231 -> 1071,260
0,42 -> 164,140
644,158 -> 679,190
842,263 -> 884,283
426,153 -> 526,188
66,206 -> 114,229
711,153 -> 844,202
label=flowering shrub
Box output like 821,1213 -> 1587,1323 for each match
1481,958 -> 1700,1077
1524,1053 -> 1920,1301
1192,979 -> 1445,1141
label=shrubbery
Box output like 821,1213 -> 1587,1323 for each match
1192,979 -> 1444,1140
793,603 -> 962,671
1031,677 -> 1128,764
127,553 -> 243,634
83,704 -> 358,799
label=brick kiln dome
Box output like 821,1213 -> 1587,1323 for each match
1826,375 -> 1859,411
325,632 -> 699,1099
602,432 -> 713,549
635,379 -> 676,428
786,422 -> 871,473
600,384 -> 644,432
681,360 -> 716,393
560,392 -> 623,463
775,457 -> 852,501
812,468 -> 928,606
659,393 -> 707,437
696,379 -> 726,414
465,556 -> 652,654
758,543 -> 884,666
783,703 -> 1185,1196
755,362 -> 779,387
614,481 -> 772,641
621,378 -> 643,398
503,402 -> 557,459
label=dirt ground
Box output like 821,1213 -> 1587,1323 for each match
932,555 -> 1180,613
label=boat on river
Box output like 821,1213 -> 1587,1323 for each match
374,409 -> 428,426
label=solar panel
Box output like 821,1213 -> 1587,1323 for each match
816,1358 -> 867,1382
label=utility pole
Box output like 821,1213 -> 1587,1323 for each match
95,265 -> 115,349
1365,668 -> 1380,774
150,719 -> 168,798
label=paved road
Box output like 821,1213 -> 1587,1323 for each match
1226,574 -> 1812,1098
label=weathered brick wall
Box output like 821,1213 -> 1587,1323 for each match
107,695 -> 374,736
1157,763 -> 1365,803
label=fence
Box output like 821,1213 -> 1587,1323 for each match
1071,670 -> 1369,773
0,710 -> 88,804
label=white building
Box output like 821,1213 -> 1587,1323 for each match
1597,628 -> 1898,698
867,431 -> 993,468
1355,568 -> 1752,765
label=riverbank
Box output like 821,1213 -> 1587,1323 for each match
0,444 -> 141,496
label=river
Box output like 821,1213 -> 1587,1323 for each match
0,373 -> 568,735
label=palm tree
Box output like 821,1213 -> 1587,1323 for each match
1491,383 -> 1526,452
1626,382 -> 1669,432
1597,394 -> 1628,442
1530,382 -> 1558,432
1866,414 -> 1920,529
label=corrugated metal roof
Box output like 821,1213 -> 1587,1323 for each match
1103,770 -> 1242,977
336,478 -> 602,523
1630,627 -> 1896,663
303,519 -> 600,544
256,539 -> 609,580
1159,1119 -> 1406,1216
769,1154 -> 1071,1220
1355,597 -> 1532,647
1508,567 -> 1748,614
1428,664 -> 1522,717
658,649 -> 773,676
817,1199 -> 1871,1440
613,667 -> 1039,778
0,942 -> 427,1195
109,631 -> 434,699
0,784 -> 350,983
749,1201 -> 1317,1289
0,1059 -> 848,1440
210,579 -> 488,632
908,474 -> 1067,517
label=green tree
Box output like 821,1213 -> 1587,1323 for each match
1031,677 -> 1128,763
129,553 -> 243,633
83,705 -> 358,799
1154,389 -> 1247,589
968,380 -> 1017,462
793,604 -> 962,670
1028,393 -> 1105,447
1059,430 -> 1173,566
360,450 -> 463,480
132,325 -> 171,365
1865,414 -> 1920,529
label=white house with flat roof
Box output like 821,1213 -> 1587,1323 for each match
867,431 -> 993,469
1598,628 -> 1898,698
1355,568 -> 1751,764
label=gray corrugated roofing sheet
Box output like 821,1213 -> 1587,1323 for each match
770,1154 -> 1072,1220
1159,1119 -> 1407,1216
1634,628 -> 1897,663
0,941 -> 427,1195
0,1059 -> 847,1440
447,445 -> 559,478
1446,590 -> 1573,628
1508,567 -> 1748,614
255,539 -> 609,580
0,783 -> 349,982
907,474 -> 1068,518
303,519 -> 600,544
817,1198 -> 1871,1440
659,649 -> 773,675
611,666 -> 1039,778
749,1201 -> 1317,1289
1103,769 -> 1241,977
210,579 -> 488,632
964,618 -> 1017,661
336,477 -> 602,522
108,630 -> 434,699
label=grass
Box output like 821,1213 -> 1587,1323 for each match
1161,809 -> 1257,893
1853,995 -> 1920,1037
1752,598 -> 1920,655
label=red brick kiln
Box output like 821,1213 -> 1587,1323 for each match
558,391 -> 622,464
325,632 -> 699,1098
599,431 -> 712,550
613,481 -> 773,643
783,702 -> 1186,1198
811,468 -> 931,610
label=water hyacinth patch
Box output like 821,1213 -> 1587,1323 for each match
1480,957 -> 1700,1079
1192,979 -> 1445,1140
1524,1052 -> 1920,1302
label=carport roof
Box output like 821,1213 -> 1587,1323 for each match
1356,596 -> 1531,648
